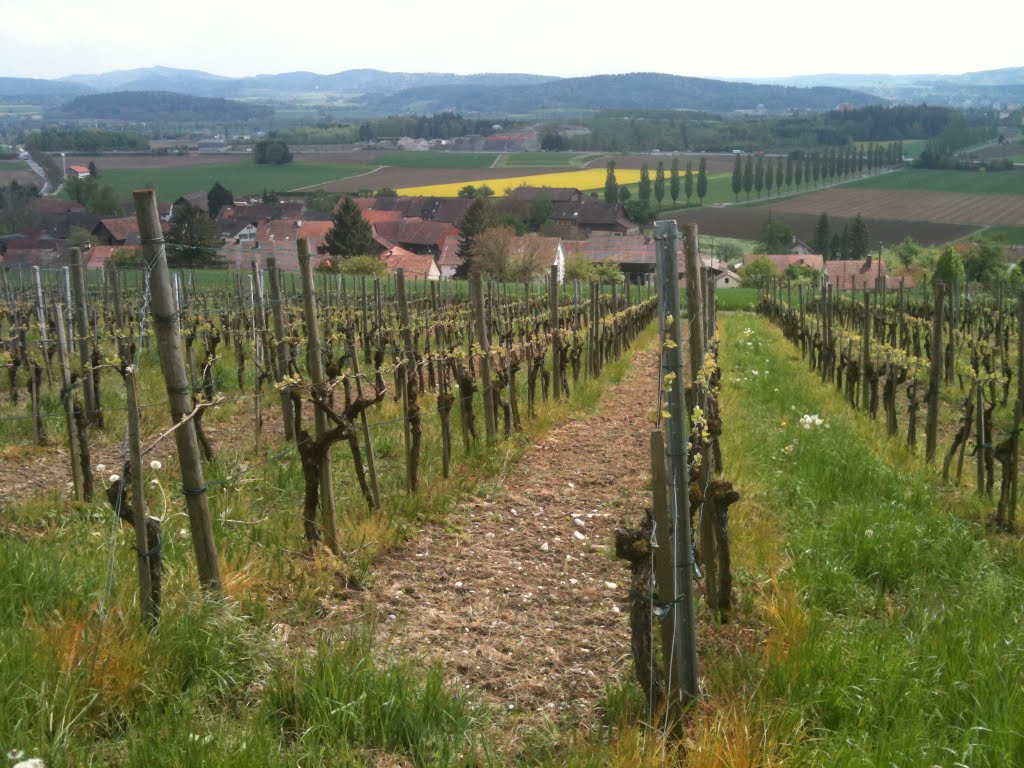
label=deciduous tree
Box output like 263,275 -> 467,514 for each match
654,162 -> 665,207
684,161 -> 694,204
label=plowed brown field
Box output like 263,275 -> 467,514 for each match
766,188 -> 1024,227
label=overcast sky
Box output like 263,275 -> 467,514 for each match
2,0 -> 1021,81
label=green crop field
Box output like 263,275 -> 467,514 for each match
497,152 -> 605,168
97,161 -> 374,201
973,225 -> 1024,245
843,168 -> 1024,195
372,151 -> 498,169
0,159 -> 27,170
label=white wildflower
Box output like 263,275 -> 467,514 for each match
865,529 -> 875,538
94,463 -> 106,473
8,751 -> 25,761
108,474 -> 120,483
150,460 -> 162,471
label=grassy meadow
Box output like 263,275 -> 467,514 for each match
96,161 -> 374,200
371,151 -> 498,169
708,311 -> 1024,766
844,167 -> 1024,195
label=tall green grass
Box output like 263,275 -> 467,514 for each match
717,312 -> 1024,766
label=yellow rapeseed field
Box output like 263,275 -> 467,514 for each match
397,168 -> 646,197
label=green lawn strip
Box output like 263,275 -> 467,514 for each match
843,167 -> 1024,195
98,161 -> 373,201
718,311 -> 1024,766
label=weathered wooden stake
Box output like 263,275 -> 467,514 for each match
134,189 -> 222,593
297,237 -> 340,553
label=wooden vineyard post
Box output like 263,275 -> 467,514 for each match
550,265 -> 561,401
1009,294 -> 1024,530
861,290 -> 871,412
683,223 -> 716,616
267,258 -> 295,440
348,331 -> 381,507
650,430 -> 674,711
925,281 -> 946,463
976,378 -> 986,497
654,219 -> 700,722
298,238 -> 340,553
70,248 -> 98,427
32,266 -> 52,383
55,302 -> 85,502
125,367 -> 159,628
251,261 -> 266,454
470,273 -> 497,442
396,269 -> 422,492
134,189 -> 222,594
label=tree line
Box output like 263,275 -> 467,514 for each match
19,127 -> 149,153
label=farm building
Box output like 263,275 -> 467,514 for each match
381,250 -> 440,281
743,253 -> 825,274
357,196 -> 475,227
67,165 -> 91,179
371,219 -> 459,259
826,256 -> 887,292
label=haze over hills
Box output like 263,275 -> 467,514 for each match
0,65 -> 1021,115
743,67 -> 1024,106
357,72 -> 883,113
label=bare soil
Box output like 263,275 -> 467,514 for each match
673,206 -> 976,246
333,346 -> 661,725
767,188 -> 1024,228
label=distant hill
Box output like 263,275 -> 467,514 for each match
744,67 -> 1024,107
360,72 -> 883,114
56,91 -> 274,122
51,66 -> 558,98
0,77 -> 91,98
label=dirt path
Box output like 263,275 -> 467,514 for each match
338,343 -> 660,725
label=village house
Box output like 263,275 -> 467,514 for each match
381,250 -> 440,280
743,252 -> 826,274
67,165 -> 91,179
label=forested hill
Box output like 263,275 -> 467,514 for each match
360,72 -> 883,114
55,91 -> 274,122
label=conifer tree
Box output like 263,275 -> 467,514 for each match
324,196 -> 377,260
603,160 -> 618,204
670,156 -> 681,206
684,161 -> 694,204
654,161 -> 666,207
638,164 -> 651,202
697,157 -> 708,205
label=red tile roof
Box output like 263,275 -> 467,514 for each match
827,259 -> 886,291
381,251 -> 439,279
743,253 -> 825,272
372,219 -> 458,253
95,216 -> 140,243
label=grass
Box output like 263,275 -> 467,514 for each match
714,287 -> 757,311
0,292 -> 659,765
496,152 -> 606,168
96,161 -> 375,201
0,159 -> 27,170
843,167 -> 1024,195
372,151 -> 498,169
971,225 -> 1024,245
709,311 -> 1024,766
